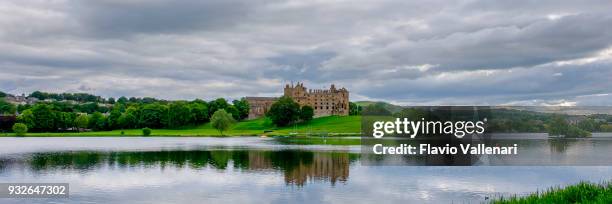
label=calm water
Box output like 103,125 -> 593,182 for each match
0,137 -> 611,204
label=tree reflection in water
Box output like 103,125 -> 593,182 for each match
9,150 -> 358,186
548,139 -> 577,153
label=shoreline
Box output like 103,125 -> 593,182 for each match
0,132 -> 362,137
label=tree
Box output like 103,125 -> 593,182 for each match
267,96 -> 300,126
56,112 -> 76,131
189,102 -> 209,124
565,125 -> 591,138
89,112 -> 106,131
577,119 -> 598,132
117,96 -> 128,104
209,98 -> 229,116
116,114 -> 128,129
50,101 -> 74,112
547,115 -> 590,138
226,105 -> 240,121
349,102 -> 362,115
139,103 -> 167,128
78,103 -> 99,114
18,109 -> 35,130
121,107 -> 139,128
211,109 -> 235,135
29,91 -> 47,100
141,97 -> 157,104
96,105 -> 110,113
0,98 -> 16,114
28,92 -> 102,103
0,91 -> 6,98
232,98 -> 250,120
167,102 -> 192,128
548,115 -> 568,136
300,105 -> 314,122
75,114 -> 89,132
12,123 -> 28,136
17,104 -> 31,113
107,109 -> 122,130
31,104 -> 56,131
108,97 -> 116,104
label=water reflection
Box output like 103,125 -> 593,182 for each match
548,139 -> 575,153
3,150 -> 358,186
361,137 -> 612,166
0,137 -> 610,203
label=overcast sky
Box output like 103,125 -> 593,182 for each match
1,0 -> 611,105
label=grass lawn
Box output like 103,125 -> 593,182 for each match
492,181 -> 611,204
2,115 -> 362,137
274,136 -> 361,145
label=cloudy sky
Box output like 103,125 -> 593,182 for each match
1,0 -> 611,105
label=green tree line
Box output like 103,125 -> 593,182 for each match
29,91 -> 104,103
2,96 -> 250,132
266,96 -> 313,127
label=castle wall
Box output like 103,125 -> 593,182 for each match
245,97 -> 278,119
245,83 -> 349,119
284,83 -> 349,117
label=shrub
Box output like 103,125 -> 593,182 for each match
12,123 -> 28,136
142,127 -> 152,136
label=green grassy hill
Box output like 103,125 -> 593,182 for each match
8,115 -> 361,137
355,101 -> 404,113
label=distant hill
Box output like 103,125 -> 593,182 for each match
354,101 -> 404,113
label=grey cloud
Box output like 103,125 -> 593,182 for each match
322,13 -> 612,75
1,0 -> 612,105
69,0 -> 261,38
265,51 -> 336,82
353,61 -> 612,105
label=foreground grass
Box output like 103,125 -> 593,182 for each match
2,115 -> 361,137
493,181 -> 611,204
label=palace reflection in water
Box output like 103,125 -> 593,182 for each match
1,150 -> 358,187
